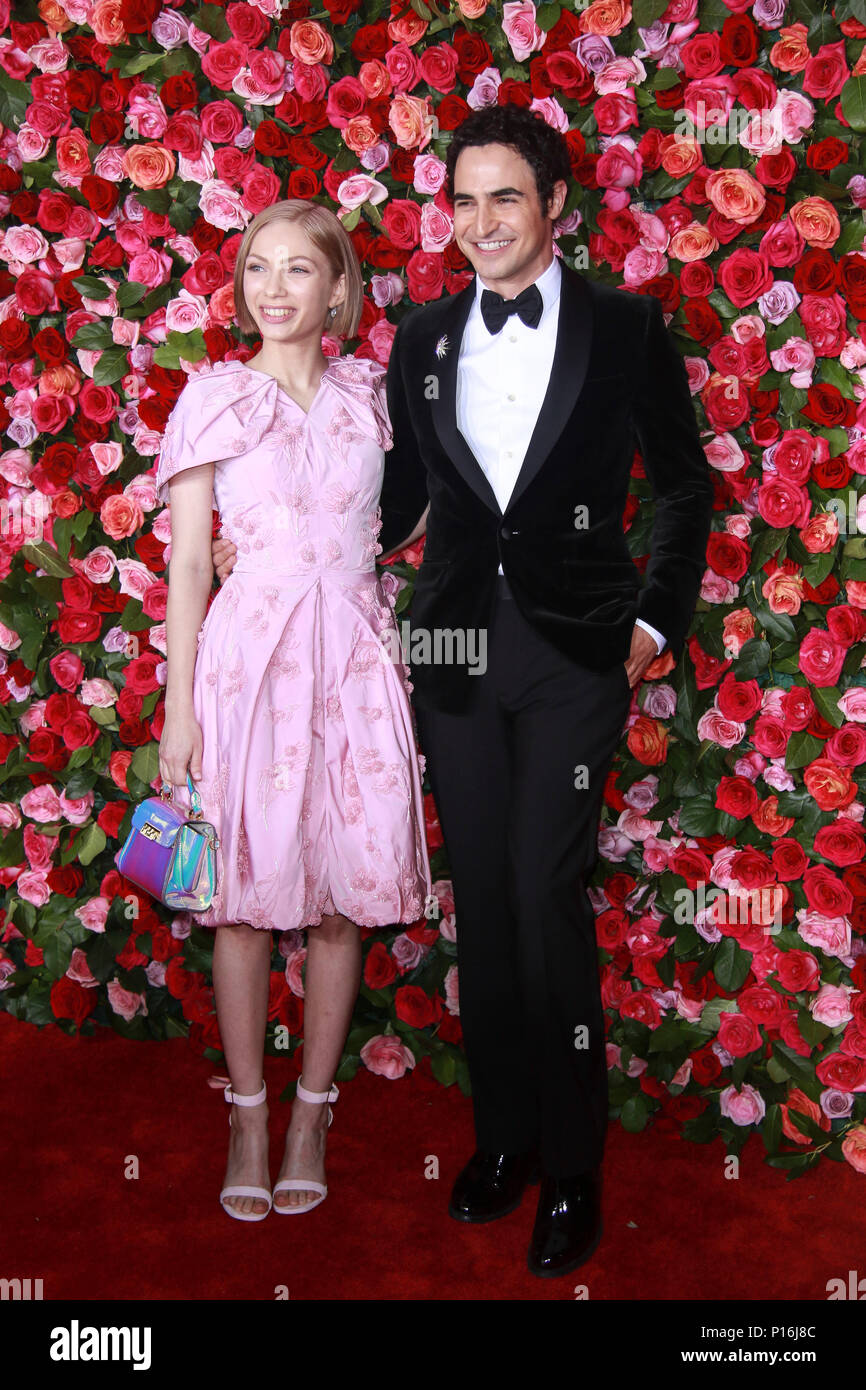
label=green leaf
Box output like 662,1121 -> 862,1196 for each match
676,793 -> 719,837
72,275 -> 113,300
785,730 -> 825,771
130,742 -> 160,790
633,0 -> 669,22
841,76 -> 866,132
19,541 -> 74,578
116,282 -> 149,309
75,822 -> 107,867
620,1093 -> 651,1133
71,321 -> 114,351
535,2 -> 562,28
762,1102 -> 783,1153
713,936 -> 752,992
92,345 -> 131,387
810,684 -> 845,729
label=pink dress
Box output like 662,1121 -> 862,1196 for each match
153,355 -> 432,932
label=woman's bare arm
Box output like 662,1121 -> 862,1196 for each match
379,502 -> 429,561
163,463 -> 216,718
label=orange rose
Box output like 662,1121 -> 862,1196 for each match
803,757 -> 857,811
769,23 -> 810,73
789,196 -> 840,249
670,221 -> 719,262
387,12 -> 429,44
289,19 -> 334,65
388,93 -> 433,150
38,0 -> 74,30
122,143 -> 176,190
100,493 -> 144,541
660,134 -> 703,179
723,606 -> 756,655
358,60 -> 391,100
780,1088 -> 830,1146
762,569 -> 805,616
752,797 -> 795,837
626,716 -> 668,766
579,0 -> 632,37
841,1124 -> 866,1174
704,168 -> 766,225
89,0 -> 126,45
39,364 -> 81,398
342,115 -> 380,156
456,0 -> 489,15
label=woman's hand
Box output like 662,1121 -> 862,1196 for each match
159,709 -> 204,789
212,534 -> 238,584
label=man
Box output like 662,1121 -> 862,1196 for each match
213,104 -> 714,1277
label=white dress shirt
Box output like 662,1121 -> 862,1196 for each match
455,253 -> 667,655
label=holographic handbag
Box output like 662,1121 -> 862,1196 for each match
114,773 -> 219,913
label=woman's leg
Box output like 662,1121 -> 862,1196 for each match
274,912 -> 362,1208
212,922 -> 274,1215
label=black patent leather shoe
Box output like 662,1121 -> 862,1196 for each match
527,1169 -> 603,1277
449,1148 -> 540,1223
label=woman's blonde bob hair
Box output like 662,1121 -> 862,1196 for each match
233,200 -> 365,341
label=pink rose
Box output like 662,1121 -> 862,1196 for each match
16,871 -> 52,906
67,948 -> 99,987
810,985 -> 854,1027
797,628 -> 847,687
502,0 -> 544,61
284,948 -> 306,998
107,978 -> 148,1020
719,1083 -> 766,1125
20,785 -> 62,822
360,1034 -> 416,1078
75,896 -> 110,933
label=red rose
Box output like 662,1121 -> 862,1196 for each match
718,1010 -> 761,1057
802,864 -> 854,917
125,652 -> 162,694
97,801 -> 128,839
406,249 -> 444,303
771,837 -> 809,881
813,821 -> 866,868
737,984 -> 784,1030
719,14 -> 759,66
62,710 -> 100,750
364,940 -> 397,989
395,984 -> 441,1028
706,531 -> 750,580
619,988 -> 662,1028
715,775 -> 759,819
797,629 -> 846,687
718,248 -> 774,308
774,949 -> 821,992
27,728 -> 67,770
50,976 -> 97,1026
691,1044 -> 722,1085
815,1051 -> 866,1092
56,610 -> 103,644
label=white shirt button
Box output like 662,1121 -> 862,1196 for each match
507,392 -> 516,401
509,334 -> 517,342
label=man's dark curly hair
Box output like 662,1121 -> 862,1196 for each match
444,104 -> 572,214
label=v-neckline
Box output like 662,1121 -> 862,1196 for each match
237,359 -> 334,417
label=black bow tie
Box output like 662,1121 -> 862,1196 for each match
479,282 -> 543,335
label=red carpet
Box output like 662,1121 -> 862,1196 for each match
2,1008 -> 863,1302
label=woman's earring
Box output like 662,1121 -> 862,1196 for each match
329,306 -> 337,318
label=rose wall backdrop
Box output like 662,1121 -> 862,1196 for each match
1,0 -> 866,1178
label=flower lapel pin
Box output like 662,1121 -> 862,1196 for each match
434,334 -> 450,360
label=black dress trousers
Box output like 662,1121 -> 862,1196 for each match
413,575 -> 633,1178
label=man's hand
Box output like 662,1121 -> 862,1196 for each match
212,534 -> 238,585
625,624 -> 660,689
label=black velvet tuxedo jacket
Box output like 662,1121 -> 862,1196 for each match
379,258 -> 714,713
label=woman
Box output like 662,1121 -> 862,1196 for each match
156,200 -> 432,1220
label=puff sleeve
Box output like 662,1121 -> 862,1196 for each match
153,367 -> 277,506
326,356 -> 393,452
